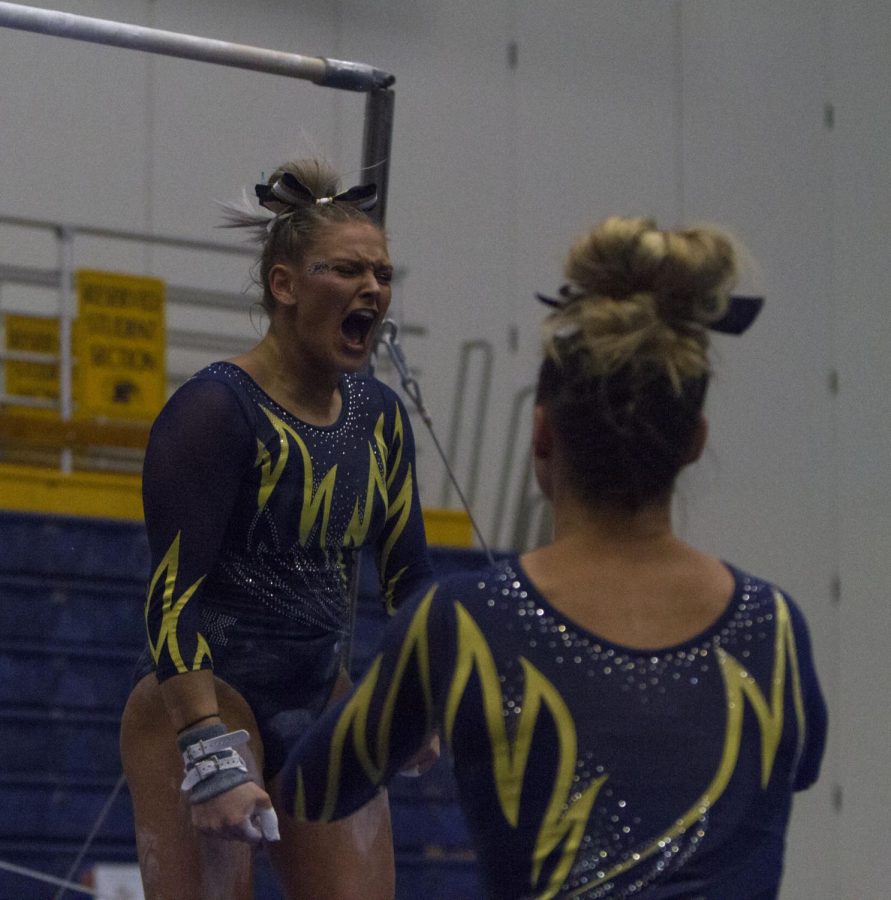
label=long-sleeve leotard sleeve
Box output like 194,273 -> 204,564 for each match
142,377 -> 254,683
374,387 -> 434,613
786,596 -> 828,791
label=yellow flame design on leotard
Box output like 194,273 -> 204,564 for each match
444,603 -> 606,898
257,406 -> 338,549
342,412 -> 388,549
293,585 -> 437,820
566,590 -> 807,896
379,404 -> 415,612
255,405 -> 413,591
144,531 -> 212,672
294,586 -> 809,899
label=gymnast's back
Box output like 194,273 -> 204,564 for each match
283,216 -> 828,898
286,553 -> 825,898
421,559 -> 823,898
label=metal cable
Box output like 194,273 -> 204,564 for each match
376,319 -> 495,566
0,859 -> 101,897
52,772 -> 127,900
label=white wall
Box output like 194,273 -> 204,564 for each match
1,1 -> 889,896
674,5 -> 840,896
828,3 -> 891,893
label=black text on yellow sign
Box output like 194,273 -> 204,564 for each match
76,270 -> 166,421
3,314 -> 60,416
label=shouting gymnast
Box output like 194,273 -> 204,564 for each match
121,158 -> 434,899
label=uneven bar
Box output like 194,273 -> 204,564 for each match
0,2 -> 394,90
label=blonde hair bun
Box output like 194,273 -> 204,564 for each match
544,216 -> 739,391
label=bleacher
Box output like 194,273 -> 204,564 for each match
0,509 -> 486,899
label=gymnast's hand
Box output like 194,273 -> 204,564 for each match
178,722 -> 280,843
191,780 -> 281,843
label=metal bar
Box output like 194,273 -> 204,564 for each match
57,226 -> 74,474
0,392 -> 57,408
0,349 -> 57,364
361,88 -> 396,226
166,286 -> 256,311
0,860 -> 99,898
491,385 -> 536,549
0,263 -> 254,312
166,328 -> 251,355
440,340 -> 492,507
0,3 -> 394,91
0,261 -> 60,288
53,772 -> 128,900
0,214 -> 255,256
347,87 -> 396,671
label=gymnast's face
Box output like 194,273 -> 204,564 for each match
270,221 -> 392,375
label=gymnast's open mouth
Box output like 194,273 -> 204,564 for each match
341,308 -> 377,348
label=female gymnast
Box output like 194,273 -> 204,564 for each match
281,216 -> 827,898
120,158 -> 433,899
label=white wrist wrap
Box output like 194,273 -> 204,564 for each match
181,728 -> 250,766
178,725 -> 253,802
180,748 -> 249,791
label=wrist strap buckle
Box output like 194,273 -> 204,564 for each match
181,728 -> 250,765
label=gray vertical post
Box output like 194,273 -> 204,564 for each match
57,227 -> 74,475
360,87 -> 395,226
343,86 -> 395,675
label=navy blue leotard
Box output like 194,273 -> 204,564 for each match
283,557 -> 826,899
139,362 -> 433,776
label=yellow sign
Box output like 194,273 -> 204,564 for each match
3,314 -> 60,413
75,269 -> 166,421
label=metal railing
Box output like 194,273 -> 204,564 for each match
439,339 -> 493,509
0,215 -> 259,472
